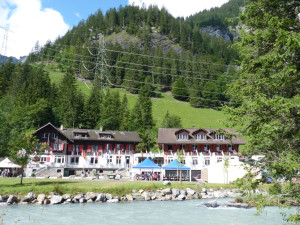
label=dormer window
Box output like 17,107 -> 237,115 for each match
177,134 -> 188,140
195,134 -> 206,140
74,132 -> 88,137
100,134 -> 112,139
214,134 -> 224,140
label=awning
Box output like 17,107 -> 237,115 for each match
132,158 -> 161,169
0,158 -> 21,168
162,159 -> 190,170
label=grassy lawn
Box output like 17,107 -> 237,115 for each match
0,178 -> 237,196
45,66 -> 227,129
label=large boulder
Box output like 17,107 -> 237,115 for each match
74,193 -> 84,201
176,194 -> 186,201
85,192 -> 97,201
50,195 -> 63,205
162,188 -> 171,195
171,188 -> 180,196
37,193 -> 46,203
7,195 -> 18,204
95,193 -> 106,202
62,194 -> 72,201
79,198 -> 86,203
105,194 -> 113,200
186,188 -> 195,196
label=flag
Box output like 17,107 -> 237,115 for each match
71,151 -> 74,158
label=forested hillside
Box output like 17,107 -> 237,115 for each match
28,0 -> 244,108
0,0 -> 245,157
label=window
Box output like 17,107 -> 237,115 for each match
90,157 -> 98,164
214,134 -> 224,140
107,156 -> 112,164
195,134 -> 206,140
100,134 -> 112,139
51,133 -> 57,139
192,145 -> 197,151
71,157 -> 79,164
205,158 -> 210,166
217,157 -> 222,163
116,156 -> 121,164
74,132 -> 88,137
192,157 -> 198,165
177,134 -> 188,140
168,158 -> 173,163
106,144 -> 110,151
180,145 -> 186,150
167,145 -> 173,151
53,143 -> 58,150
42,133 -> 48,138
54,156 -> 64,164
40,157 -> 47,162
92,145 -> 98,152
117,144 -> 121,151
204,145 -> 210,150
128,144 -> 132,151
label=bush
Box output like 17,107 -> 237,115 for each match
268,183 -> 282,195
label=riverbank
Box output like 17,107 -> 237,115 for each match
0,186 -> 246,206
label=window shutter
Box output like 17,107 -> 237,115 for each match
67,144 -> 72,152
121,144 -> 124,151
50,142 -> 53,150
87,145 -> 91,152
80,145 -> 84,152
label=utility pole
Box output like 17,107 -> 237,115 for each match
0,24 -> 9,63
82,32 -> 108,90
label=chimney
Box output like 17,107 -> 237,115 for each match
60,124 -> 64,131
100,126 -> 103,132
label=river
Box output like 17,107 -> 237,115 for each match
0,199 -> 296,225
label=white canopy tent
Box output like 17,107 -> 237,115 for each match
0,158 -> 21,168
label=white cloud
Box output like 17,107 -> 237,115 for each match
129,0 -> 230,18
75,12 -> 81,19
0,0 -> 69,59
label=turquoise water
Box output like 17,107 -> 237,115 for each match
0,199 -> 296,225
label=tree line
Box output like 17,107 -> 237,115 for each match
0,61 -> 182,157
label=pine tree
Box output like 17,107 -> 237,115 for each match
83,86 -> 103,129
161,111 -> 182,128
56,68 -> 84,127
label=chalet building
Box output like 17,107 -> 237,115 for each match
156,128 -> 246,182
158,128 -> 246,154
29,123 -> 142,176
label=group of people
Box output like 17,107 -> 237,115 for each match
0,168 -> 12,177
135,172 -> 161,181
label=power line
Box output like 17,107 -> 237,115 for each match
36,52 -> 233,83
41,46 -> 236,78
47,43 -> 239,68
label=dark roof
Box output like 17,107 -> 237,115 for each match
62,128 -> 142,143
35,122 -> 73,142
36,123 -> 142,143
158,128 -> 246,145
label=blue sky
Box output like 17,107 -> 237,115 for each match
0,0 -> 229,58
41,0 -> 128,27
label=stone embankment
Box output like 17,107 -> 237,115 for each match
0,187 -> 244,206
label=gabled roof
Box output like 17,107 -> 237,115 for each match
36,123 -> 142,143
158,128 -> 246,145
192,128 -> 208,135
175,128 -> 190,135
35,122 -> 73,142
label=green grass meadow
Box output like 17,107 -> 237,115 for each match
45,67 -> 226,129
0,178 -> 237,196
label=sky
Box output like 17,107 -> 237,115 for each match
0,0 -> 229,59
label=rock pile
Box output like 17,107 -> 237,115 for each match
0,187 -> 245,206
